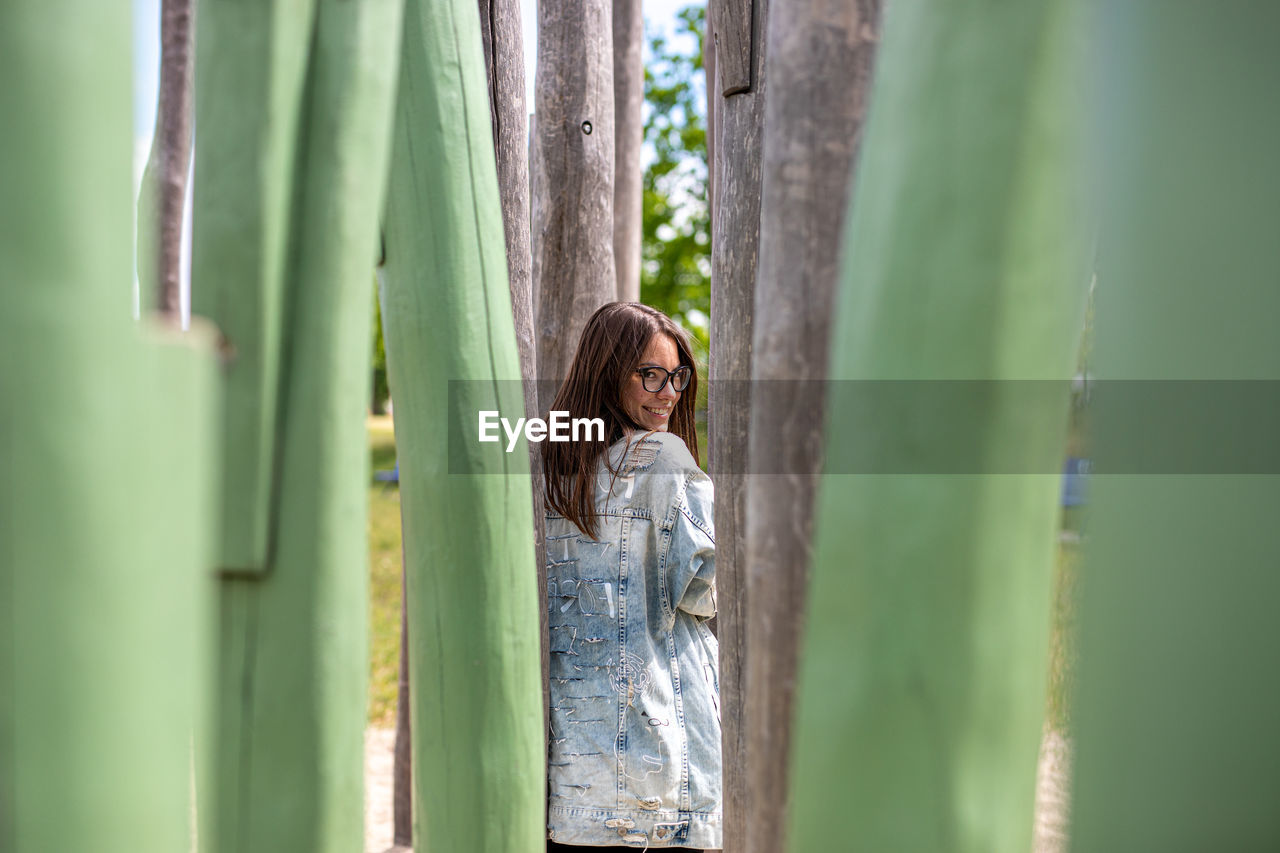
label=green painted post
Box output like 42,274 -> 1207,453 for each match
191,0 -> 317,575
786,1 -> 1090,851
192,1 -> 404,849
381,0 -> 544,848
1070,3 -> 1280,849
0,5 -> 219,852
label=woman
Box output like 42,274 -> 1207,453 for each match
542,303 -> 721,851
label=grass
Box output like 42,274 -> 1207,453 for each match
366,415 -> 402,727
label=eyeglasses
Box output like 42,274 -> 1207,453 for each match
636,365 -> 692,393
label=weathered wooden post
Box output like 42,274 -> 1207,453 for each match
707,0 -> 769,843
381,0 -> 544,848
1,5 -> 218,851
529,111 -> 542,327
788,1 -> 1090,850
739,1 -> 880,850
612,0 -> 644,302
533,0 -> 617,401
136,0 -> 195,321
476,0 -> 550,825
704,27 -> 717,223
393,565 -> 413,849
476,0 -> 539,451
477,0 -> 536,358
192,0 -> 404,848
1070,3 -> 1280,849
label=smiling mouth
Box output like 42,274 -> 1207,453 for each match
643,405 -> 672,418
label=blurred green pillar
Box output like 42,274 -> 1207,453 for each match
380,0 -> 544,848
1070,3 -> 1280,849
191,0 -> 317,576
787,1 -> 1090,850
0,4 -> 219,851
191,0 -> 403,849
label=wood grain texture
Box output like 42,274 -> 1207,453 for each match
528,111 -> 542,330
382,0 -> 544,848
708,0 -> 769,848
1071,3 -> 1280,850
741,0 -> 880,850
206,1 -> 404,849
137,0 -> 195,321
393,560 -> 412,847
787,1 -> 1091,850
477,0 -> 550,802
710,0 -> 753,95
533,0 -> 616,402
705,36 -> 718,219
477,0 -> 534,367
612,0 -> 644,302
191,0 -> 317,575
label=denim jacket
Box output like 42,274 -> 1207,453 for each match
545,431 -> 721,848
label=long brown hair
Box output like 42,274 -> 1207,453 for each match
542,302 -> 700,539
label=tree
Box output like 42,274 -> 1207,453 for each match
371,278 -> 389,414
641,5 -> 710,353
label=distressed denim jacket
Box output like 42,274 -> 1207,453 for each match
546,431 -> 721,849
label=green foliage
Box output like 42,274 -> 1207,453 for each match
371,277 -> 389,413
642,4 -> 709,355
372,276 -> 387,373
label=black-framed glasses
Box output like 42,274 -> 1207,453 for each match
636,365 -> 692,393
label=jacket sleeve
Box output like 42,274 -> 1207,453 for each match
670,474 -> 716,619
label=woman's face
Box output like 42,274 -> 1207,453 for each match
621,333 -> 684,432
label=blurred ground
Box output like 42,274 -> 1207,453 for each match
364,727 -> 397,853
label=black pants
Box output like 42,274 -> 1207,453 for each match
548,842 -> 706,852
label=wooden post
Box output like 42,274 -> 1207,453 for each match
529,111 -> 542,331
191,0 -> 316,576
533,0 -> 616,403
194,1 -> 405,849
137,0 -> 195,322
0,6 -> 219,852
382,0 -> 544,847
740,1 -> 880,851
477,0 -> 550,815
710,0 -> 753,96
612,0 -> 644,302
707,0 -> 768,847
786,2 -> 1091,850
705,29 -> 717,223
393,557 -> 412,847
1070,3 -> 1280,849
476,0 -> 545,824
476,0 -> 535,355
